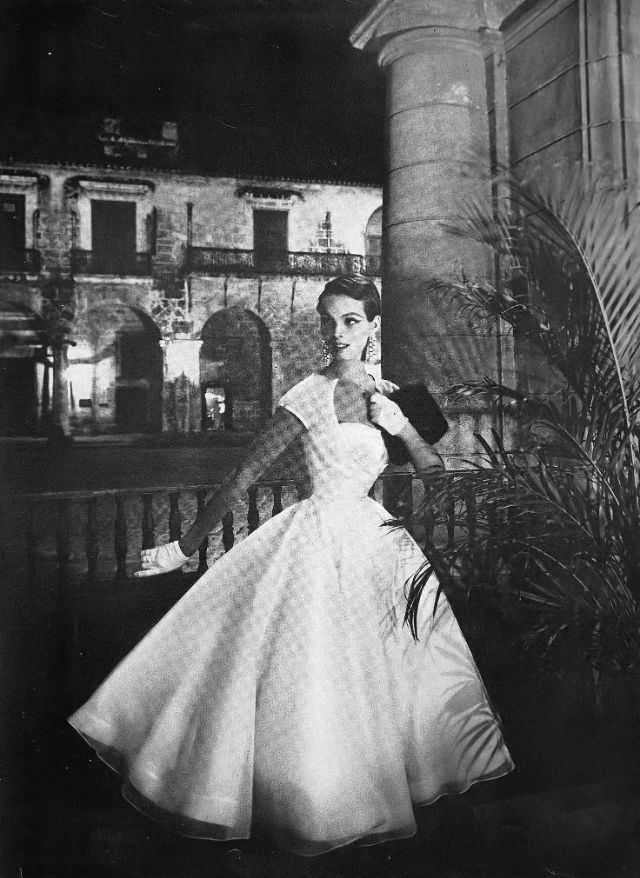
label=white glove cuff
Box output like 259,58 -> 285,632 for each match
166,540 -> 190,563
386,414 -> 410,436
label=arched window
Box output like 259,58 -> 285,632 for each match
70,305 -> 162,434
200,308 -> 272,432
365,207 -> 382,276
0,304 -> 46,435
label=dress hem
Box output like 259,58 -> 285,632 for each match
68,718 -> 514,858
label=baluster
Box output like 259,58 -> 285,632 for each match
56,500 -> 78,682
85,496 -> 100,584
383,473 -> 414,528
56,499 -> 71,595
114,495 -> 128,581
422,487 -> 436,552
248,487 -> 259,533
507,505 -> 523,599
464,484 -> 477,550
169,491 -> 182,541
196,489 -> 209,574
141,493 -> 155,549
446,496 -> 456,549
222,510 -> 235,552
271,485 -> 283,517
485,502 -> 497,571
405,475 -> 415,523
27,501 -> 38,586
462,484 -> 479,591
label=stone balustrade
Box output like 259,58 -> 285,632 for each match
70,249 -> 152,276
186,246 -> 381,277
0,248 -> 41,274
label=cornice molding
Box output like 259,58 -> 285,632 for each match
77,179 -> 154,198
0,171 -> 44,191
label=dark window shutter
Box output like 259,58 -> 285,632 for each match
0,195 -> 26,269
91,200 -> 136,274
253,209 -> 288,271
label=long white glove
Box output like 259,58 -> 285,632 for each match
134,540 -> 190,577
367,392 -> 409,435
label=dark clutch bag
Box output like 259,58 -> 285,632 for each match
381,383 -> 448,466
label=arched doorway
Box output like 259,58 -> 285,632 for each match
200,308 -> 272,432
70,305 -> 162,434
0,303 -> 47,435
365,207 -> 382,274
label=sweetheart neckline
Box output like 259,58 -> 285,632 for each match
329,376 -> 384,433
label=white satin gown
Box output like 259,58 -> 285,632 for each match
68,372 -> 513,856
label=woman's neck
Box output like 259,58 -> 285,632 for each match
326,360 -> 373,387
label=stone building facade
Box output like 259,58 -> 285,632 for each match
0,163 -> 381,436
3,0 -> 633,452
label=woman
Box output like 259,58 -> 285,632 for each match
68,275 -> 513,857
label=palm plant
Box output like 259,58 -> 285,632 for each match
409,167 -> 640,690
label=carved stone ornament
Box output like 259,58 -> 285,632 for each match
149,293 -> 193,338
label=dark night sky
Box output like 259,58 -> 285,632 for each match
0,0 -> 385,182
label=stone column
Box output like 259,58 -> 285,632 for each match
41,287 -> 76,438
352,0 -> 519,453
40,350 -> 51,429
51,343 -> 71,436
161,336 -> 203,434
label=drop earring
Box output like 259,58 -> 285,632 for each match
366,331 -> 376,363
322,340 -> 332,366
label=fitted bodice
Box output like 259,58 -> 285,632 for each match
278,374 -> 389,501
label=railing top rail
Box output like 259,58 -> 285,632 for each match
19,469 -> 470,502
188,246 -> 366,257
20,479 -> 305,502
189,246 -> 253,254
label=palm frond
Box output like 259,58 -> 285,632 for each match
409,431 -> 640,673
436,170 -> 640,469
408,169 -> 640,682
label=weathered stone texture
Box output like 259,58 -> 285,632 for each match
0,161 -> 381,436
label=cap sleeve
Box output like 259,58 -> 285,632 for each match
277,375 -> 321,430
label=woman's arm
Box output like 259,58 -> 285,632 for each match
178,406 -> 305,556
393,420 -> 444,482
136,407 -> 305,575
367,392 -> 444,484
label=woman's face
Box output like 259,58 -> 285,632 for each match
318,294 -> 379,363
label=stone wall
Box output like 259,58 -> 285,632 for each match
505,0 -> 640,186
0,160 -> 381,436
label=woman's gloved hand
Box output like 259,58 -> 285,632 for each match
375,378 -> 399,396
134,540 -> 190,577
366,392 -> 409,436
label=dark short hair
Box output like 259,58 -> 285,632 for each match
316,274 -> 381,321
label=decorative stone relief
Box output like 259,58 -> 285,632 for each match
148,290 -> 192,337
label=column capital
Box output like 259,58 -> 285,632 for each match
377,26 -> 484,68
350,0 -> 525,55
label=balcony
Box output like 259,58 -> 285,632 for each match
0,248 -> 41,274
71,249 -> 152,277
186,247 -> 381,278
16,472 -> 430,589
